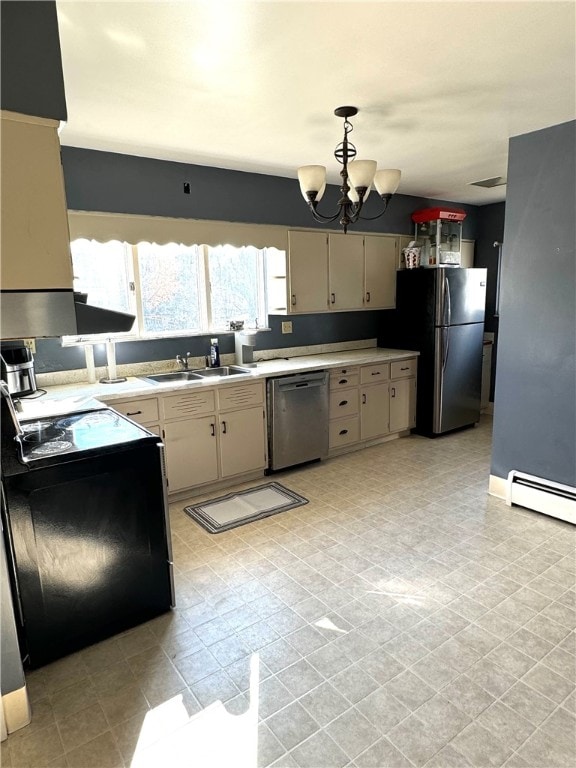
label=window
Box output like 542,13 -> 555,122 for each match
71,239 -> 134,314
137,243 -> 202,334
65,239 -> 271,343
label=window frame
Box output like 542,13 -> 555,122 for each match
63,240 -> 271,346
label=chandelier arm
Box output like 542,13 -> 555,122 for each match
357,195 -> 392,221
306,202 -> 344,224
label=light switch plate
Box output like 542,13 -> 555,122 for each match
281,321 -> 293,334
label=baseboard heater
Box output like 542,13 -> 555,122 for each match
506,471 -> 576,525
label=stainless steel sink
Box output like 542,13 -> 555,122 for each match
140,371 -> 204,384
191,366 -> 252,378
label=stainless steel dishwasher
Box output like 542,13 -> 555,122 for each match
267,371 -> 329,471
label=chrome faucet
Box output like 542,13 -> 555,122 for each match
176,352 -> 192,370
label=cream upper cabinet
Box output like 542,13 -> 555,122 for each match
268,229 -> 399,314
287,230 -> 329,313
364,235 -> 398,309
1,111 -> 74,290
460,240 -> 475,268
328,233 -> 364,310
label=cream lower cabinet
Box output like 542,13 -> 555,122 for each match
217,382 -> 267,479
161,389 -> 218,492
161,381 -> 266,493
112,396 -> 160,435
389,359 -> 418,433
360,362 -> 391,440
329,358 -> 417,454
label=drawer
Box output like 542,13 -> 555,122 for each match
360,363 -> 390,384
391,358 -> 417,379
329,416 -> 360,448
218,381 -> 264,411
330,372 -> 359,390
330,366 -> 359,379
163,389 -> 215,420
113,397 -> 159,425
329,388 -> 359,418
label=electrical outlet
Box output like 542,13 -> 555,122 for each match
23,338 -> 36,354
281,321 -> 293,334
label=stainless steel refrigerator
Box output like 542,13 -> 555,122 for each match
383,268 -> 487,436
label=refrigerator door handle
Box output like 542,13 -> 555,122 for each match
444,274 -> 451,326
443,327 -> 450,371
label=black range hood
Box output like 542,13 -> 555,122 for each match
74,295 -> 135,335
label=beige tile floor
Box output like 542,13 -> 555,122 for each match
3,416 -> 575,768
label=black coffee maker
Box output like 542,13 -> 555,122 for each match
0,345 -> 37,397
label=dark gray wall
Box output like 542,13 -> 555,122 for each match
1,0 -> 67,120
34,311 -> 385,374
491,121 -> 575,486
61,147 -> 480,238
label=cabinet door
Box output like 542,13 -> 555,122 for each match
360,383 -> 390,440
163,416 -> 218,491
288,231 -> 329,313
219,407 -> 266,478
364,235 -> 397,308
328,233 -> 364,310
460,240 -> 475,268
389,378 -> 414,433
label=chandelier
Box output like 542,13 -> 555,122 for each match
297,106 -> 401,234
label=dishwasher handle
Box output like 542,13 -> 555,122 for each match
272,371 -> 328,392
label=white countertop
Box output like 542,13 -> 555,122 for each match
18,347 -> 418,418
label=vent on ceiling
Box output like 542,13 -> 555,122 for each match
469,176 -> 507,188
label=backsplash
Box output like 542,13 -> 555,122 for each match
36,339 -> 377,387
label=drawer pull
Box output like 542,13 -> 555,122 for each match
339,379 -> 348,385
126,410 -> 142,416
371,371 -> 381,376
339,429 -> 348,435
339,400 -> 348,406
401,366 -> 410,371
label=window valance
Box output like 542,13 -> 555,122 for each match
67,211 -> 288,251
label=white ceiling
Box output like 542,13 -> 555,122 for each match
56,1 -> 575,206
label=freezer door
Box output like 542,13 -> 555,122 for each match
435,268 -> 487,326
433,323 -> 484,433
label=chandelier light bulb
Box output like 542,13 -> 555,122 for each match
347,160 -> 377,191
374,169 -> 402,196
297,165 -> 327,201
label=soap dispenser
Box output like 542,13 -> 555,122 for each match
209,338 -> 220,368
